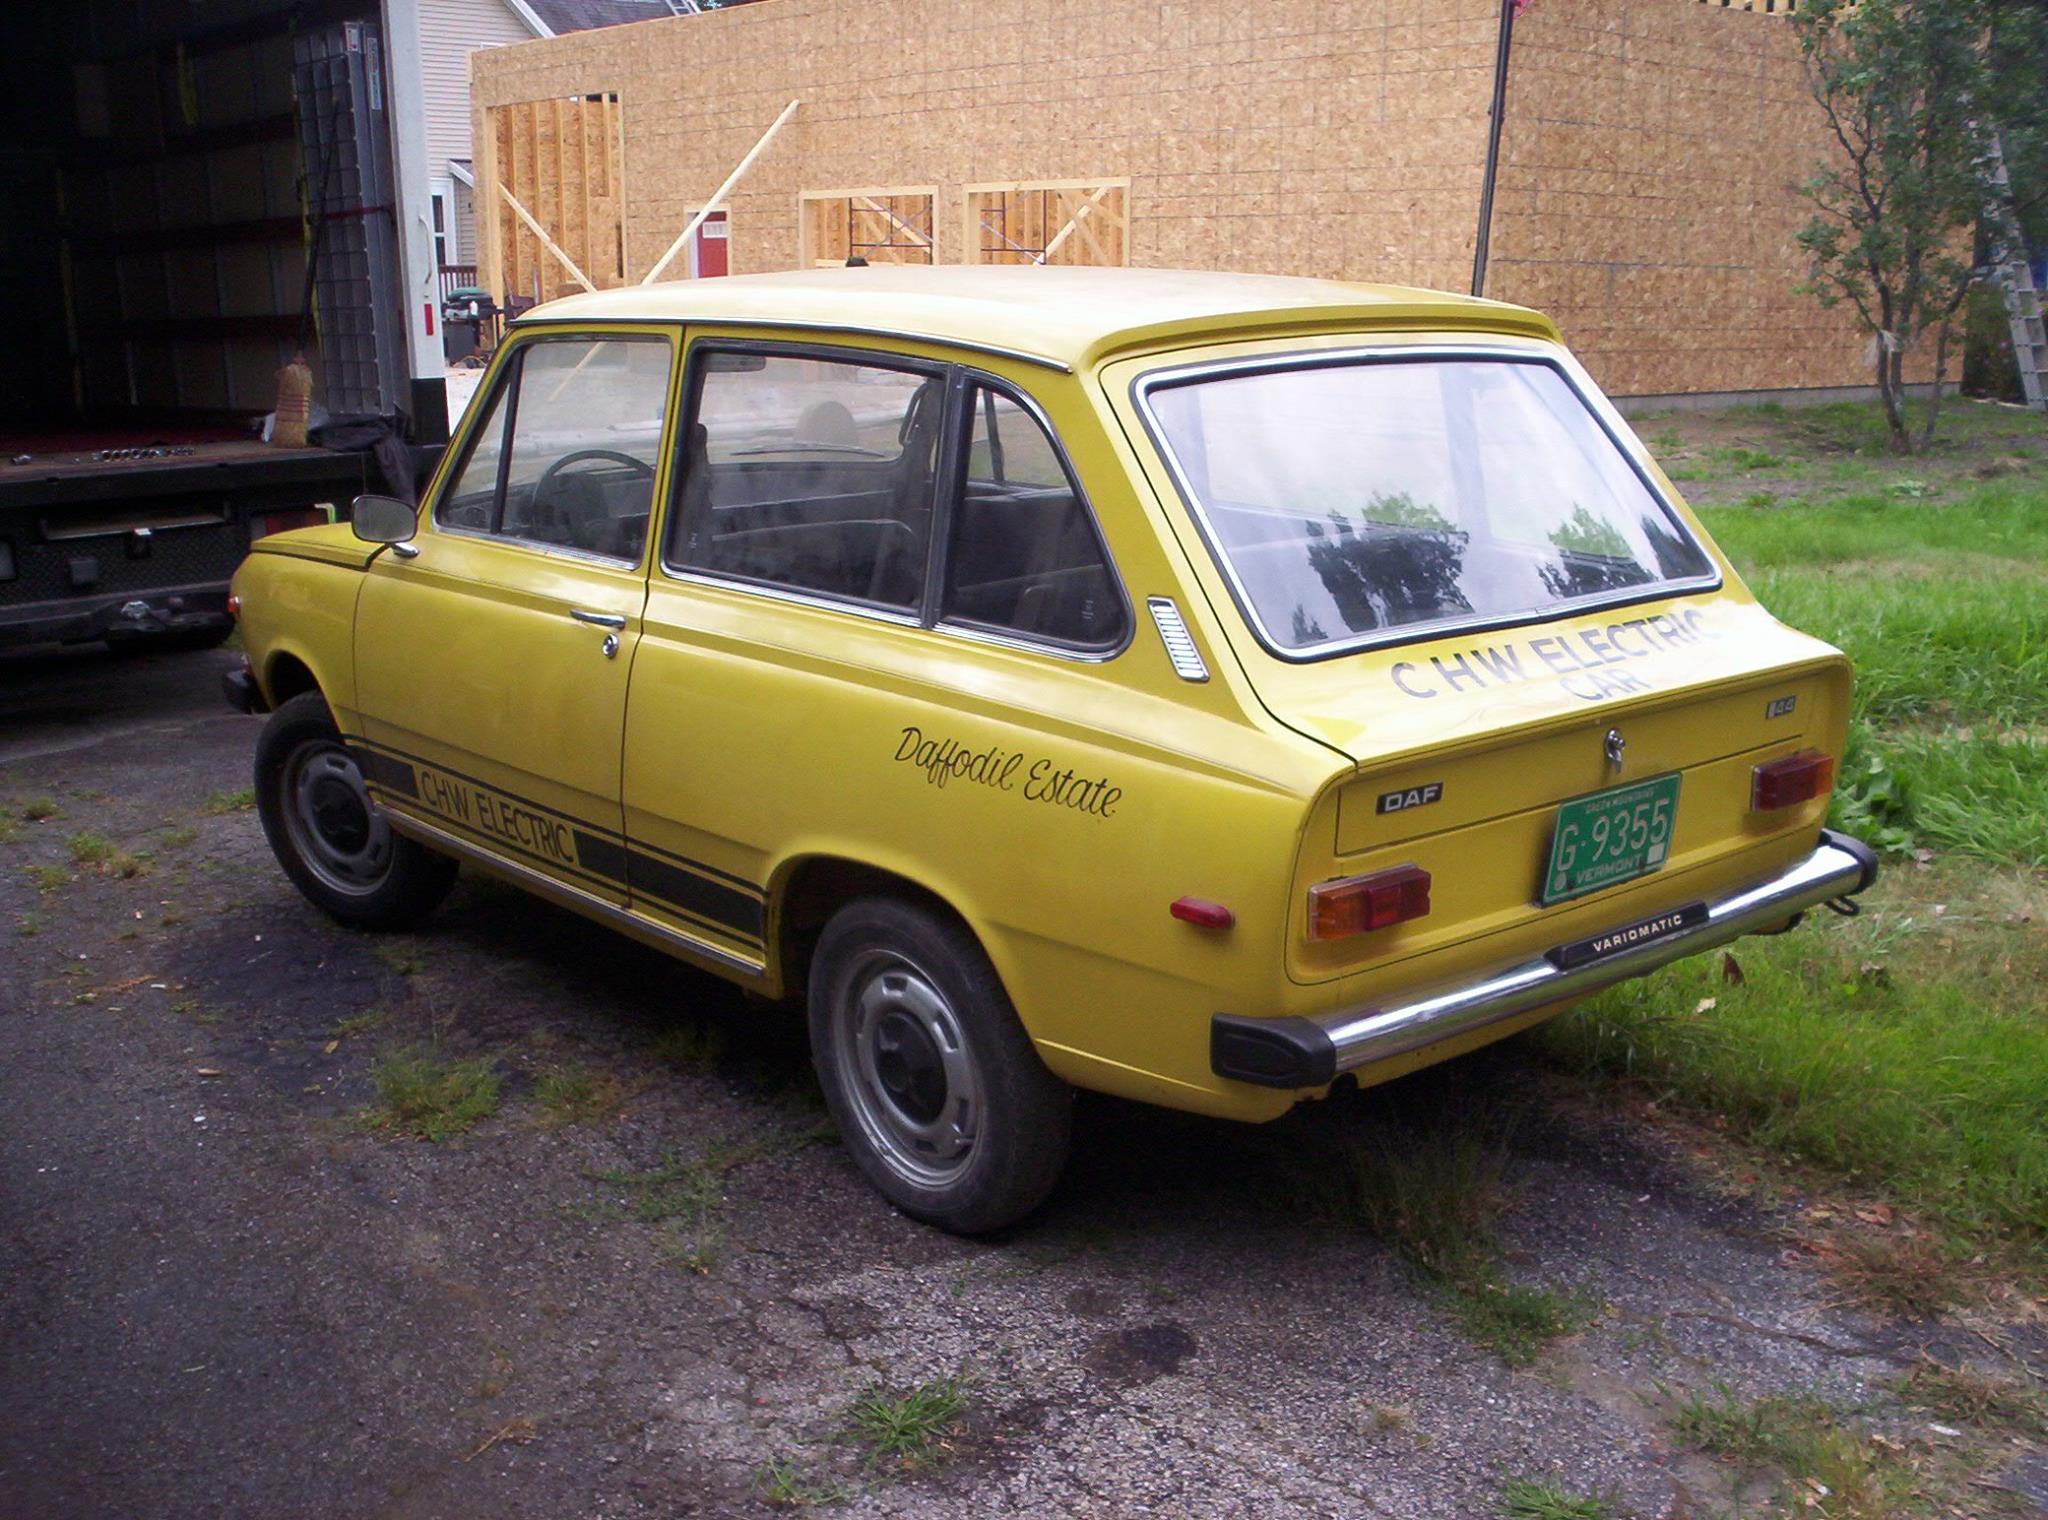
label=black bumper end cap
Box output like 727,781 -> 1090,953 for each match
221,668 -> 266,715
1211,1014 -> 1338,1090
1820,827 -> 1880,894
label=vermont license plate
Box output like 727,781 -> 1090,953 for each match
1541,773 -> 1681,906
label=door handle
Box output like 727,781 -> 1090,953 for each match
569,608 -> 627,630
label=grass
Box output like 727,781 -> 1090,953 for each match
753,1456 -> 849,1508
0,817 -> 18,845
843,1376 -> 968,1469
1666,1385 -> 1942,1518
1497,1478 -> 1621,1520
646,1018 -> 727,1072
1292,1100 -> 1593,1365
201,788 -> 256,814
1540,407 -> 2048,1299
66,831 -> 113,867
18,796 -> 60,821
1892,1359 -> 2047,1439
1699,481 -> 2048,868
532,1062 -> 624,1127
1543,861 -> 2047,1281
585,1124 -> 831,1274
332,1007 -> 390,1039
364,1047 -> 502,1141
27,863 -> 69,893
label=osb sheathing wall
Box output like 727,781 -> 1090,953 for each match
1487,0 -> 1907,395
472,0 -> 1883,397
471,0 -> 1504,305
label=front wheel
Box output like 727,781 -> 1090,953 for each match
808,898 -> 1072,1234
254,691 -> 457,929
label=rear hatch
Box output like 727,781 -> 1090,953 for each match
1269,598 -> 1850,984
1103,331 -> 1853,987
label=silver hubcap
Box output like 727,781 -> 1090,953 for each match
281,742 -> 394,897
833,950 -> 982,1190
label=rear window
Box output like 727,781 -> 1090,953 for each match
1139,356 -> 1715,657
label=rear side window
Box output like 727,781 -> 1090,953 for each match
674,353 -> 943,610
436,335 -> 672,562
944,387 -> 1127,649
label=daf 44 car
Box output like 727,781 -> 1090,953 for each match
225,266 -> 1876,1232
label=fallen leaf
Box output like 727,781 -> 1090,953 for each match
1695,996 -> 1718,1013
195,1067 -> 223,1077
322,1039 -> 340,1055
1855,1203 -> 1894,1225
1720,952 -> 1745,986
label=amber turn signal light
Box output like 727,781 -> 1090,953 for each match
1751,749 -> 1836,812
1307,863 -> 1431,941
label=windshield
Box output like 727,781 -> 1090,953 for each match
1140,356 -> 1715,655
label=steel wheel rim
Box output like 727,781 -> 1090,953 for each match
833,948 -> 982,1191
280,741 -> 394,897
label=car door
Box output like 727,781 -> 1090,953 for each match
353,328 -> 679,905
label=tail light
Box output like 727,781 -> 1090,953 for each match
1308,863 -> 1431,941
225,593 -> 241,619
250,508 -> 327,541
1751,749 -> 1836,812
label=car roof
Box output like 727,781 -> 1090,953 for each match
515,265 -> 1560,370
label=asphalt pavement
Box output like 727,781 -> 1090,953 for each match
0,642 -> 2026,1519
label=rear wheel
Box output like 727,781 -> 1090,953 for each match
808,897 -> 1071,1234
254,691 -> 456,929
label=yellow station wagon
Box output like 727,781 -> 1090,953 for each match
226,267 -> 1877,1232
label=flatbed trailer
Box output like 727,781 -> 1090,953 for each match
0,431 -> 368,650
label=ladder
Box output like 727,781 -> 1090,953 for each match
1986,136 -> 2047,410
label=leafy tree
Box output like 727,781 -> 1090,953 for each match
1791,0 -> 2033,452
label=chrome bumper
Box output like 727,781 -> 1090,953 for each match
1211,830 -> 1879,1090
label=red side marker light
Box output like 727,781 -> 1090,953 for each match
1308,863 -> 1432,941
1170,897 -> 1235,930
225,593 -> 241,619
1751,749 -> 1836,812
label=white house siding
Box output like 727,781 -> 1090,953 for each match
421,0 -> 535,261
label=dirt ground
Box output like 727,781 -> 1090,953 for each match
0,644 -> 2039,1519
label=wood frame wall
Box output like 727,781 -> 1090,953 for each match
478,93 -> 626,309
797,187 -> 937,267
963,181 -> 1131,267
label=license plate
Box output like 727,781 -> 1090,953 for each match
1541,773 -> 1681,906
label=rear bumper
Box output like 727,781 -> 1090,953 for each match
1212,830 -> 1879,1090
0,585 -> 230,648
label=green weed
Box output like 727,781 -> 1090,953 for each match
646,1018 -> 727,1072
844,1376 -> 967,1469
1292,1106 -> 1591,1364
752,1456 -> 849,1507
28,864 -> 69,893
18,797 -> 60,821
332,1007 -> 390,1039
202,788 -> 256,814
365,1047 -> 501,1141
533,1062 -> 623,1127
66,831 -> 112,867
0,817 -> 18,845
1498,1478 -> 1620,1520
1667,1385 -> 1924,1516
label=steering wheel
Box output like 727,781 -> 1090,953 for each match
536,448 -> 655,492
529,449 -> 656,552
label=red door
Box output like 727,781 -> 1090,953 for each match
691,211 -> 729,278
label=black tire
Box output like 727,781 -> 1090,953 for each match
808,897 -> 1072,1234
254,691 -> 457,930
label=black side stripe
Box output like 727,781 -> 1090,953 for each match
354,744 -> 765,943
629,851 -> 766,940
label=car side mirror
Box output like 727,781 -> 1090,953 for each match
350,494 -> 418,545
